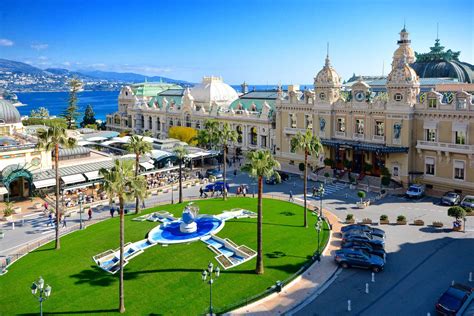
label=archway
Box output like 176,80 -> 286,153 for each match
1,165 -> 33,200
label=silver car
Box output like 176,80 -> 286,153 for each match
460,195 -> 474,209
441,192 -> 461,206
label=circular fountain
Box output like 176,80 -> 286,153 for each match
148,203 -> 225,244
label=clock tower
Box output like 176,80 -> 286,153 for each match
314,48 -> 341,104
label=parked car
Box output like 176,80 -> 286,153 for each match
435,283 -> 473,315
203,181 -> 230,193
441,192 -> 461,206
460,195 -> 474,210
342,231 -> 385,247
405,184 -> 426,199
334,248 -> 385,272
205,168 -> 223,179
341,241 -> 386,260
341,224 -> 386,239
265,171 -> 290,185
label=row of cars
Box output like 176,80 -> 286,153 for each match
405,184 -> 474,209
334,224 -> 387,273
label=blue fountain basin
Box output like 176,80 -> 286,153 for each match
148,216 -> 225,244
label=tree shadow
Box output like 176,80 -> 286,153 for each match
235,220 -> 300,228
419,227 -> 454,234
32,247 -> 55,253
279,211 -> 296,216
69,265 -> 120,287
18,308 -> 118,315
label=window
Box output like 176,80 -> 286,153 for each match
454,161 -> 465,180
375,121 -> 384,136
425,157 -> 435,176
236,125 -> 243,143
426,129 -> 436,142
394,93 -> 403,101
455,131 -> 466,145
196,121 -> 201,129
148,117 -> 152,129
392,166 -> 399,177
156,117 -> 161,131
305,114 -> 313,130
169,119 -> 173,127
337,118 -> 346,132
185,114 -> 191,127
289,113 -> 297,128
261,136 -> 267,147
319,92 -> 326,100
250,127 -> 258,146
177,120 -> 181,126
355,119 -> 364,134
428,98 -> 437,108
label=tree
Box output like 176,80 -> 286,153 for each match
36,124 -> 77,249
241,149 -> 280,274
125,135 -> 152,214
357,190 -> 366,202
99,159 -> 147,313
173,145 -> 189,204
168,126 -> 198,145
290,130 -> 322,227
202,120 -> 220,150
448,206 -> 466,221
30,107 -> 49,119
62,78 -> 82,129
217,122 -> 238,200
22,117 -> 67,129
80,104 -> 96,128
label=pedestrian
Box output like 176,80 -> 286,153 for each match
47,212 -> 53,226
44,202 -> 49,211
199,186 -> 204,198
110,207 -> 115,218
142,200 -> 146,209
88,208 -> 92,220
242,186 -> 247,197
62,216 -> 67,228
312,186 -> 317,197
234,169 -> 237,177
289,190 -> 294,202
236,186 -> 241,196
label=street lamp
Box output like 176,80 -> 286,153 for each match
317,183 -> 325,218
201,262 -> 220,315
78,193 -> 84,230
314,219 -> 322,262
31,276 -> 52,316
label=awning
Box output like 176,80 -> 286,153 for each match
85,136 -> 108,142
452,122 -> 468,132
187,153 -> 202,159
425,157 -> 435,165
454,160 -> 465,169
84,171 -> 103,181
33,178 -> 56,189
423,121 -> 438,130
61,174 -> 86,185
0,186 -> 8,195
321,139 -> 409,153
139,162 -> 155,170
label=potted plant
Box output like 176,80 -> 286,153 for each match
356,191 -> 367,208
362,218 -> 372,224
396,215 -> 407,225
346,213 -> 355,224
364,163 -> 373,175
0,230 -> 4,239
413,219 -> 424,226
379,214 -> 389,225
2,201 -> 14,221
448,206 -> 466,231
324,172 -> 330,184
432,221 -> 444,228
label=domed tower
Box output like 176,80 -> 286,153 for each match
392,25 -> 415,67
387,28 -> 420,106
314,46 -> 341,104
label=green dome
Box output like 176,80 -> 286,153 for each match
0,98 -> 21,124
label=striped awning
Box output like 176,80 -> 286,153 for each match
33,178 -> 56,189
84,171 -> 103,181
139,162 -> 155,170
61,174 -> 86,185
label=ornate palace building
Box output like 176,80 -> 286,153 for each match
107,27 -> 474,194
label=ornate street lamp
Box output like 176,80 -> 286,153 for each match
78,193 -> 84,230
201,262 -> 220,315
318,183 -> 325,218
31,276 -> 52,316
314,219 -> 322,262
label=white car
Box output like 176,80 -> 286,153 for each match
405,184 -> 425,199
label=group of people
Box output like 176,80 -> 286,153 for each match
45,201 -> 93,229
236,184 -> 249,197
145,171 -> 191,189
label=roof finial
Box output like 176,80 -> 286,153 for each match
326,42 -> 329,58
436,22 -> 439,40
325,42 -> 331,67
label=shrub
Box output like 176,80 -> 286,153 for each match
381,176 -> 391,186
397,215 -> 406,222
346,214 -> 354,221
169,126 -> 198,145
344,160 -> 352,169
448,206 -> 466,220
298,162 -> 305,172
324,172 -> 330,178
357,191 -> 366,202
323,158 -> 333,166
380,214 -> 388,221
364,163 -> 373,173
22,117 -> 67,129
2,201 -> 14,217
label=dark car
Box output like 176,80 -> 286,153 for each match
204,181 -> 230,193
441,192 -> 461,206
342,231 -> 385,248
205,168 -> 223,179
341,224 -> 386,239
435,283 -> 473,315
334,248 -> 385,272
341,241 -> 386,260
265,171 -> 290,185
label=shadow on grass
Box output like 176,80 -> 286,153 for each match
32,246 -> 56,252
18,308 -> 117,315
265,251 -> 311,260
236,220 -> 301,228
266,262 -> 310,274
279,211 -> 296,216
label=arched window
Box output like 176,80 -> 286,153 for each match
236,125 -> 243,143
250,127 -> 257,146
185,114 -> 191,127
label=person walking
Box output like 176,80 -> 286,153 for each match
88,208 -> 92,220
110,207 -> 115,218
47,212 -> 53,226
199,186 -> 204,198
233,169 -> 237,177
289,190 -> 294,202
242,186 -> 247,197
62,216 -> 67,228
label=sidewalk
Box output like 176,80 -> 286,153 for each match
227,208 -> 343,315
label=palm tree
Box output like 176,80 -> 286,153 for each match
290,130 -> 322,228
100,159 -> 147,313
173,145 -> 189,203
126,135 -> 152,214
218,122 -> 238,200
36,124 -> 77,250
203,119 -> 220,150
241,150 -> 280,274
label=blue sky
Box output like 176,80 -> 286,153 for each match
0,0 -> 472,84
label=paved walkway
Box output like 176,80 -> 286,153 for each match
228,207 -> 342,315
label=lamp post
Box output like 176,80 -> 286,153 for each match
314,219 -> 322,262
31,276 -> 52,316
201,262 -> 220,315
318,183 -> 325,218
78,193 -> 84,230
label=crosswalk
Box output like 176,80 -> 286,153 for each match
298,182 -> 347,201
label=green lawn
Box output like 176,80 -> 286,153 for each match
0,197 -> 329,315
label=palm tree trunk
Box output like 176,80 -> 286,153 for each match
256,176 -> 264,274
223,145 -> 227,200
303,150 -> 308,228
178,160 -> 183,203
134,154 -> 140,214
119,197 -> 125,313
54,143 -> 60,250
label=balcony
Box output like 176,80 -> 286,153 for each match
353,133 -> 364,140
335,131 -> 346,138
283,127 -> 306,135
416,140 -> 474,155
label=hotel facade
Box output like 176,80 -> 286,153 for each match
106,28 -> 474,195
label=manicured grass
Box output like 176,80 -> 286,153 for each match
0,197 -> 329,315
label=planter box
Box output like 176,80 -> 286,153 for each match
413,219 -> 424,226
396,220 -> 407,225
0,232 -> 4,239
432,222 -> 443,228
362,218 -> 372,224
356,202 -> 367,209
379,219 -> 389,225
453,226 -> 462,231
346,219 -> 355,224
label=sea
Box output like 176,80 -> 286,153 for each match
15,84 -> 312,122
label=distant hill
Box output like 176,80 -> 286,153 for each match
0,58 -> 46,75
80,70 -> 191,85
44,68 -> 88,77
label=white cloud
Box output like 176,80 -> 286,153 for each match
0,39 -> 14,46
62,61 -> 71,66
31,43 -> 48,50
90,63 -> 107,68
38,56 -> 48,61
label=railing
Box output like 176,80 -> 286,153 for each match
416,140 -> 474,154
353,133 -> 364,140
335,131 -> 346,138
372,135 -> 385,142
